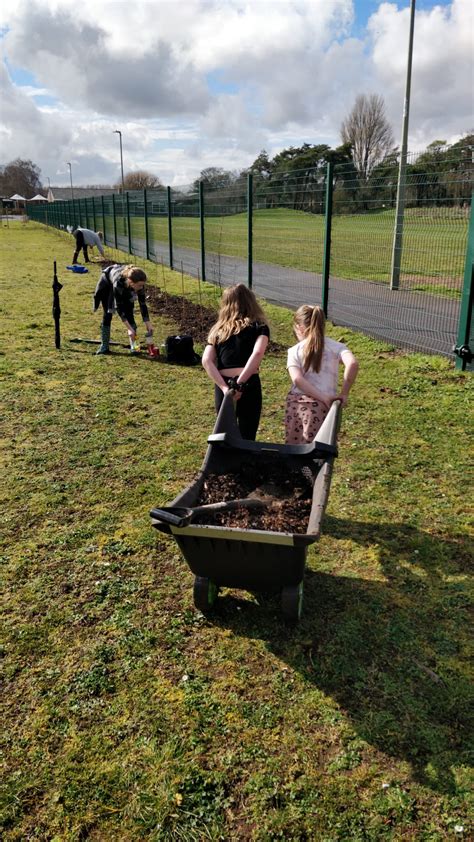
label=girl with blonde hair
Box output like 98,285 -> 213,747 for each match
285,305 -> 358,444
202,284 -> 270,440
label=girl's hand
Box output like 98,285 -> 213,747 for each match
334,392 -> 348,407
315,393 -> 332,410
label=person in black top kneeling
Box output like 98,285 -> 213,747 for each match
202,284 -> 270,440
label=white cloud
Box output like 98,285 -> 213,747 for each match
0,0 -> 471,186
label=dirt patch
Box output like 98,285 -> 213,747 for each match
194,465 -> 313,533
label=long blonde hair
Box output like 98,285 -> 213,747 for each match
207,284 -> 268,344
294,305 -> 325,372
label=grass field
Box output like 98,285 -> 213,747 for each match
1,222 -> 473,840
99,207 -> 468,292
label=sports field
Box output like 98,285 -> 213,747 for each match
117,207 -> 467,292
1,222 -> 472,840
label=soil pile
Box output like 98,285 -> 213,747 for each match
194,467 -> 313,533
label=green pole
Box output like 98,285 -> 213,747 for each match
112,194 -> 118,248
85,197 -> 90,229
101,195 -> 106,247
93,196 -> 97,232
247,173 -> 253,289
454,194 -> 474,371
144,189 -> 150,260
167,186 -> 174,269
199,181 -> 206,283
126,192 -> 132,255
322,161 -> 334,316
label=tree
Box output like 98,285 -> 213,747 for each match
341,94 -> 394,180
192,168 -> 236,192
0,158 -> 42,198
119,170 -> 163,190
246,150 -> 273,179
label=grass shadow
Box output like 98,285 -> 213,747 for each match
208,517 -> 473,795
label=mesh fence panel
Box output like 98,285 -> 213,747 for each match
326,158 -> 469,354
251,170 -> 326,307
26,145 -> 473,357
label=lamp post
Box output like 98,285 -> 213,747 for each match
67,162 -> 74,200
113,130 -> 126,238
67,162 -> 75,227
113,130 -> 125,194
390,0 -> 416,290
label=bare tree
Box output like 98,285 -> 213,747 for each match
0,158 -> 42,198
341,94 -> 394,180
118,170 -> 163,190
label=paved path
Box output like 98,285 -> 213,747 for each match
114,233 -> 460,358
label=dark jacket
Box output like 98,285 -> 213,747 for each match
93,265 -> 150,323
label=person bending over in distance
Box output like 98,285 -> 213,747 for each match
202,284 -> 270,440
93,264 -> 157,356
72,227 -> 104,264
284,304 -> 358,444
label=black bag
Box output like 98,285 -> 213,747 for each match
165,334 -> 201,365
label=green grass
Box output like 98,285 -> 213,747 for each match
106,207 -> 467,292
1,221 -> 473,840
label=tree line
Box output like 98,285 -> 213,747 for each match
2,94 -> 472,213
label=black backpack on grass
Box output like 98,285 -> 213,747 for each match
165,334 -> 201,365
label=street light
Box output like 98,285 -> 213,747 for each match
113,130 -> 125,194
390,0 -> 416,290
67,162 -> 74,200
113,130 -> 127,239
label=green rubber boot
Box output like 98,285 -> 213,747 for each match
96,324 -> 111,355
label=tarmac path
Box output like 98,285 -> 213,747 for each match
115,232 -> 460,358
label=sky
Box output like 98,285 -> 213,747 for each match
0,0 -> 472,190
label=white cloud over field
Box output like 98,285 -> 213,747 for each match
0,0 -> 472,187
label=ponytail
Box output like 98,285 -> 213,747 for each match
294,305 -> 325,373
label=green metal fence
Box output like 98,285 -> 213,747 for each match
28,146 -> 473,360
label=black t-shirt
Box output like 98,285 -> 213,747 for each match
213,322 -> 270,369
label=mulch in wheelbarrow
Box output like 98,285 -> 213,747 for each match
192,462 -> 313,533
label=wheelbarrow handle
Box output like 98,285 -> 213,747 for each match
150,507 -> 192,527
150,497 -> 269,528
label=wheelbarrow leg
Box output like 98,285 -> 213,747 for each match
193,576 -> 219,613
281,581 -> 304,624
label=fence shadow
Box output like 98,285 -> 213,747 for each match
210,517 -> 472,795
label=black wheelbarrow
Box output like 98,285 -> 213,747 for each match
150,392 -> 341,623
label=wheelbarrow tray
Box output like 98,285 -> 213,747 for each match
151,394 -> 341,604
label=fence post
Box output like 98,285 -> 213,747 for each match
167,186 -> 174,270
454,194 -> 474,371
322,161 -> 334,316
199,181 -> 206,283
85,198 -> 90,230
247,173 -> 253,289
112,194 -> 118,248
144,188 -> 149,260
101,195 -> 106,247
126,192 -> 132,255
93,197 -> 97,232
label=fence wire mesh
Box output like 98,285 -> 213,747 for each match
27,145 -> 473,358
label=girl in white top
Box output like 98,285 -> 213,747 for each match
285,305 -> 358,444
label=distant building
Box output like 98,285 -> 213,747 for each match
47,187 -> 118,202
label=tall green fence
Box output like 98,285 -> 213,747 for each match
28,146 -> 473,360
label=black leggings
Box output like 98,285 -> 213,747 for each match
96,288 -> 136,330
214,374 -> 262,441
74,230 -> 89,262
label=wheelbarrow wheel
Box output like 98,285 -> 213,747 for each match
193,576 -> 219,613
281,582 -> 303,624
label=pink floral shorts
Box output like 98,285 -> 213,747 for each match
284,393 -> 328,444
